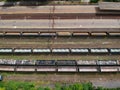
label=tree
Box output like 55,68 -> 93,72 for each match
0,88 -> 5,90
44,87 -> 51,90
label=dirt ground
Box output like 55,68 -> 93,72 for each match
0,37 -> 120,48
0,54 -> 119,60
2,73 -> 120,88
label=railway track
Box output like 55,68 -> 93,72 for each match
0,13 -> 120,19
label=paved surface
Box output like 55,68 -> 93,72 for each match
0,5 -> 97,14
0,5 -> 120,14
0,19 -> 120,29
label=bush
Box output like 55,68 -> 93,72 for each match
0,81 -> 120,90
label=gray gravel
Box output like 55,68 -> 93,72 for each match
93,81 -> 120,88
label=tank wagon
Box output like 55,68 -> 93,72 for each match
0,59 -> 119,73
52,48 -> 70,54
71,48 -> 89,54
90,48 -> 109,54
0,48 -> 13,54
14,48 -> 32,54
33,48 -> 51,54
0,48 -> 120,55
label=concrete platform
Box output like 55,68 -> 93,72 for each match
0,19 -> 119,29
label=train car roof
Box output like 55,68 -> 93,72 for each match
97,60 -> 117,65
16,60 -> 35,65
56,60 -> 76,66
0,59 -> 16,65
35,60 -> 56,66
76,60 -> 96,65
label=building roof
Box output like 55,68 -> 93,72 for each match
99,2 -> 120,11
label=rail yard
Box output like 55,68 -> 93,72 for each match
0,1 -> 120,88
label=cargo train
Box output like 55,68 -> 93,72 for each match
0,32 -> 120,37
0,59 -> 120,73
0,48 -> 120,54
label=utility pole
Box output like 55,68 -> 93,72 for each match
48,0 -> 55,48
51,0 -> 55,46
52,0 -> 55,29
